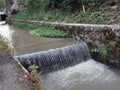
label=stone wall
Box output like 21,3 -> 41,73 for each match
58,25 -> 120,67
10,19 -> 120,67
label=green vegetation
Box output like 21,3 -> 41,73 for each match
29,64 -> 39,79
0,0 -> 4,10
90,47 -> 99,54
29,64 -> 40,90
12,22 -> 68,38
76,12 -> 111,24
30,27 -> 68,38
90,43 -> 120,67
30,87 -> 39,90
12,22 -> 39,30
75,36 -> 82,41
29,64 -> 39,80
11,8 -> 112,24
90,44 -> 111,62
0,35 -> 13,55
26,0 -> 105,12
99,45 -> 110,61
10,0 -> 119,24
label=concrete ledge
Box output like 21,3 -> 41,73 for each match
10,19 -> 120,37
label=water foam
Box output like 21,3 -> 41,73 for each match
41,59 -> 115,90
17,42 -> 91,72
0,24 -> 13,46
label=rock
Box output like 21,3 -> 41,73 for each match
111,6 -> 118,10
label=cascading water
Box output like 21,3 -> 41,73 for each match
17,42 -> 91,72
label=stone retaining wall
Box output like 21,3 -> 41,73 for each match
10,19 -> 120,67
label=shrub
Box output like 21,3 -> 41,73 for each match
26,0 -> 102,12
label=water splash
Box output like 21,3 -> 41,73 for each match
0,24 -> 13,46
40,59 -> 116,90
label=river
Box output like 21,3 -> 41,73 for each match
0,23 -> 120,90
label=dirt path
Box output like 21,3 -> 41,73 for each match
0,55 -> 28,90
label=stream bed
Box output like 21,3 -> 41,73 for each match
0,23 -> 120,90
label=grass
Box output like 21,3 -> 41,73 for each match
12,22 -> 39,30
99,45 -> 110,61
30,27 -> 68,38
12,22 -> 68,38
11,8 -> 112,24
0,0 -> 4,10
90,44 -> 110,62
11,9 -> 71,22
76,12 -> 112,24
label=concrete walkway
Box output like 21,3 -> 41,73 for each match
0,55 -> 28,90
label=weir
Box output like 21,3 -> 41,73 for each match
16,42 -> 91,72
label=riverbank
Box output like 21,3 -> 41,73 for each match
0,43 -> 42,90
0,24 -> 41,90
0,33 -> 29,90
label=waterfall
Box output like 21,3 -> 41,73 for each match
16,42 -> 91,72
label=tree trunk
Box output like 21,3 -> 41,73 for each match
4,0 -> 19,16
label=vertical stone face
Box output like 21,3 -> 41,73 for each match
4,0 -> 19,16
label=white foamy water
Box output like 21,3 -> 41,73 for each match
0,23 -> 13,46
41,59 -> 119,90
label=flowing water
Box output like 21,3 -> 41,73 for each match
0,23 -> 13,46
11,27 -> 79,55
17,43 -> 91,72
41,60 -> 120,90
0,23 -> 120,90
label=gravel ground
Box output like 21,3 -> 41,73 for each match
0,54 -> 28,90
